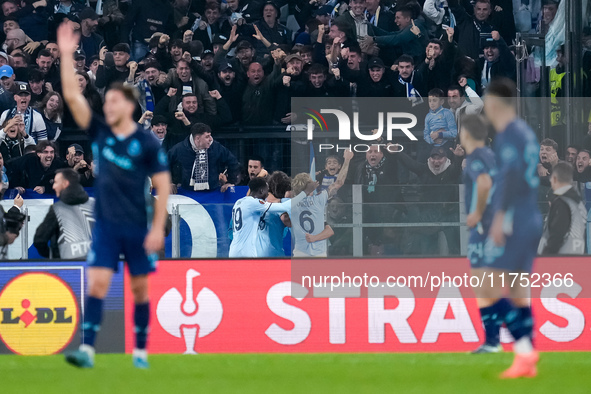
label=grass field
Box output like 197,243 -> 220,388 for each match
1,352 -> 590,394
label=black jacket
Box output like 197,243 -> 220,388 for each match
168,138 -> 240,191
33,184 -> 89,258
543,187 -> 584,255
6,154 -> 67,192
450,0 -> 495,61
121,0 -> 176,43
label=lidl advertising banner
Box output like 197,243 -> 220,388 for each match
125,258 -> 591,354
0,262 -> 125,355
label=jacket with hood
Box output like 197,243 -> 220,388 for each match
34,184 -> 94,258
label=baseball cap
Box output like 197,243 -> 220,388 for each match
284,53 -> 303,64
430,146 -> 447,158
212,34 -> 227,45
0,52 -> 9,63
202,49 -> 214,58
483,38 -> 498,48
368,57 -> 385,69
262,1 -> 281,18
219,62 -> 234,72
68,143 -> 84,154
74,49 -> 86,60
79,7 -> 98,21
16,83 -> 31,95
112,43 -> 131,54
0,65 -> 13,79
152,115 -> 168,126
236,40 -> 253,51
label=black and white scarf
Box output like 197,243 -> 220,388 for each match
365,156 -> 386,193
398,73 -> 423,107
189,136 -> 210,191
9,107 -> 32,137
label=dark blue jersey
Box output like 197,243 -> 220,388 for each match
491,119 -> 542,235
463,146 -> 496,236
89,114 -> 169,227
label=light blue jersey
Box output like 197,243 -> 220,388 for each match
256,197 -> 291,257
229,194 -> 303,258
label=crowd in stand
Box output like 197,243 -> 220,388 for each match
0,0 -> 587,256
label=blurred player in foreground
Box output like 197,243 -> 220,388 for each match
459,114 -> 503,353
484,79 -> 543,378
229,177 -> 314,258
58,22 -> 171,369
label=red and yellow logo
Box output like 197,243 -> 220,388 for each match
0,273 -> 79,355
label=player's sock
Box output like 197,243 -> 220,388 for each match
505,306 -> 534,354
479,298 -> 510,346
134,301 -> 150,350
81,296 -> 103,347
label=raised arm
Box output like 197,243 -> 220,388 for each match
57,22 -> 91,130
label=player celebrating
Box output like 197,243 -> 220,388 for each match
483,79 -> 543,378
459,114 -> 504,354
58,22 -> 171,369
256,171 -> 293,257
229,178 -> 313,258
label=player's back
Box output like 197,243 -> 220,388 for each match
492,119 -> 542,234
256,205 -> 288,257
464,146 -> 496,236
292,190 -> 328,257
229,196 -> 266,258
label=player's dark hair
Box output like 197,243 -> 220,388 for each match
396,54 -> 414,66
190,123 -> 212,137
460,114 -> 489,141
248,177 -> 268,195
325,154 -> 342,165
308,63 -> 327,76
37,49 -> 52,59
567,144 -> 579,153
552,161 -> 574,184
428,88 -> 445,98
181,92 -> 198,100
299,45 -> 313,55
348,44 -> 362,57
249,155 -> 264,168
395,6 -> 413,19
36,140 -> 56,154
447,85 -> 465,97
143,61 -> 161,71
428,39 -> 443,48
108,82 -> 140,103
541,138 -> 558,152
3,15 -> 18,23
268,171 -> 291,199
485,78 -> 516,107
56,167 -> 80,185
28,68 -> 44,82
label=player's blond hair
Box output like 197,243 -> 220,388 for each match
292,173 -> 312,196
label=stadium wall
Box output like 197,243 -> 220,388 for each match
1,258 -> 589,355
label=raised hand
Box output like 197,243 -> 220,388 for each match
57,22 -> 80,55
410,19 -> 420,36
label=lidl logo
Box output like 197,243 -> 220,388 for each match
0,273 -> 79,355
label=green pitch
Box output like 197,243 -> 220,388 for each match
1,352 -> 590,394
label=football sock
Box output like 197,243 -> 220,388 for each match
134,302 -> 150,350
505,306 -> 534,353
81,296 -> 103,347
478,298 -> 511,346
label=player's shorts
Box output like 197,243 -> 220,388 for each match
467,231 -> 487,268
87,220 -> 157,276
293,249 -> 327,258
482,231 -> 540,272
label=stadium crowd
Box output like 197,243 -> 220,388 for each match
0,0 -> 587,257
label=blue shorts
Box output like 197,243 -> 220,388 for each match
87,220 -> 157,276
467,231 -> 487,268
481,231 -> 540,272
